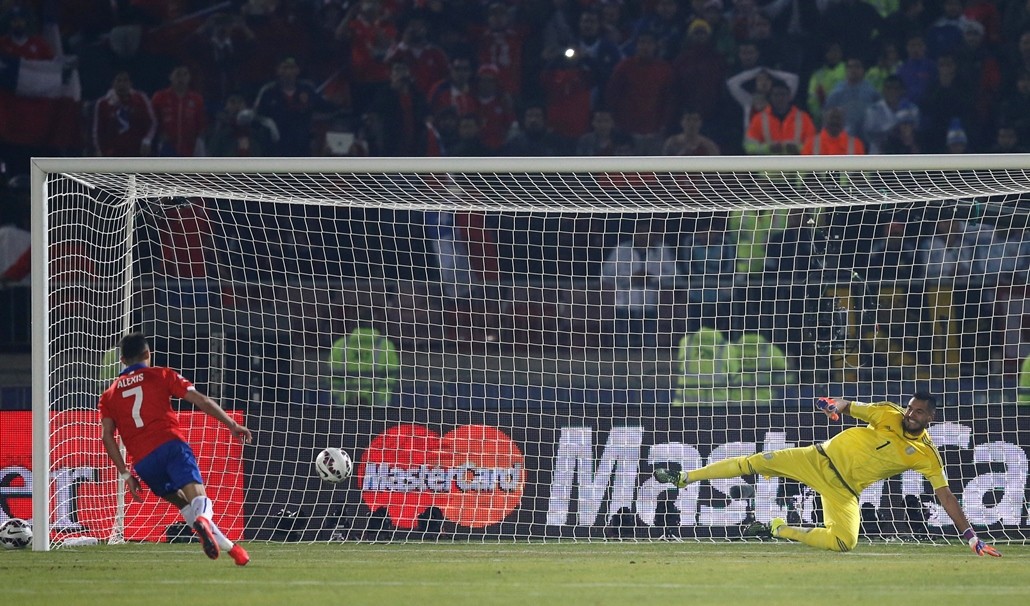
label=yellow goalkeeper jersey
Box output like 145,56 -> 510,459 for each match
820,401 -> 948,494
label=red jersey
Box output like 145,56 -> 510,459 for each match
98,365 -> 193,461
150,88 -> 207,156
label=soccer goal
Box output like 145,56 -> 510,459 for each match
27,154 -> 1030,550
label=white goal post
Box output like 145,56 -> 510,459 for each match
27,154 -> 1030,550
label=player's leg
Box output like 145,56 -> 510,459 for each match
160,489 -> 198,527
773,490 -> 860,552
655,445 -> 826,489
171,441 -> 249,564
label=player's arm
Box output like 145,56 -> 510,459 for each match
934,485 -> 1001,557
182,388 -> 253,443
100,417 -> 143,502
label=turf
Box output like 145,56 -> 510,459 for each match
4,541 -> 1029,606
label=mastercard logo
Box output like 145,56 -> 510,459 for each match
358,424 -> 526,529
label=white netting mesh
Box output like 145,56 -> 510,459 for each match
35,156 -> 1030,548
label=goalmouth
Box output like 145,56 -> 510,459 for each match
28,154 -> 1030,550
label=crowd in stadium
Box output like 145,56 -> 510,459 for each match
0,0 -> 1029,170
5,0 -> 1030,376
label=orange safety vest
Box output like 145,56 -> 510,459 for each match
746,106 -> 816,146
802,130 -> 866,155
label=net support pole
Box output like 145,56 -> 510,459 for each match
30,166 -> 51,551
109,176 -> 139,545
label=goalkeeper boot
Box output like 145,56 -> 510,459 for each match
742,521 -> 772,539
193,517 -> 220,560
228,544 -> 250,566
653,467 -> 689,488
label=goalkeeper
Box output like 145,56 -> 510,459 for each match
654,392 -> 1001,556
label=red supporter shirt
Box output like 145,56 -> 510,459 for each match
98,366 -> 193,461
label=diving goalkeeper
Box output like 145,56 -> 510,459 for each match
653,392 -> 1001,556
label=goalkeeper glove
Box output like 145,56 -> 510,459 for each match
962,528 -> 1002,557
816,397 -> 841,421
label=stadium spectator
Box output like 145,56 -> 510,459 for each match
926,0 -> 973,59
150,66 -> 207,157
539,0 -> 578,66
329,326 -> 399,407
920,54 -> 973,152
424,106 -> 459,156
598,0 -> 630,50
567,8 -> 623,100
672,19 -> 728,130
744,80 -> 815,155
697,0 -> 737,67
385,17 -> 449,98
987,124 -> 1029,154
726,61 -> 800,146
863,75 -> 919,154
92,71 -> 156,157
881,107 -> 922,154
334,0 -> 398,116
600,218 -> 682,347
823,57 -> 881,139
253,57 -> 335,156
540,48 -> 594,141
428,56 -> 478,117
150,197 -> 214,280
882,0 -> 930,49
806,40 -> 846,126
206,94 -> 279,157
473,2 -> 525,97
448,114 -> 490,156
996,69 -> 1030,144
915,206 -> 995,363
673,326 -> 737,405
679,213 -> 736,308
817,0 -> 884,64
99,332 -> 252,565
473,64 -> 516,152
802,106 -> 866,155
624,0 -> 687,61
734,331 -> 794,406
606,30 -> 675,154
503,104 -> 570,156
0,5 -> 81,165
863,212 -> 921,283
0,177 -> 30,285
184,12 -> 257,110
576,109 -> 621,156
895,32 -> 936,105
864,39 -> 902,93
654,392 -> 1002,556
366,59 -> 429,157
661,109 -> 720,156
763,209 -> 823,290
955,18 -> 1002,141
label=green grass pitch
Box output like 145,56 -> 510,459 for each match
4,541 -> 1030,606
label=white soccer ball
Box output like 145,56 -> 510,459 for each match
0,518 -> 32,549
315,447 -> 353,483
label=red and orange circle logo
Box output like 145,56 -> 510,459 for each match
358,424 -> 525,529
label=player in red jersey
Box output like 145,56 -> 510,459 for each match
99,332 -> 253,565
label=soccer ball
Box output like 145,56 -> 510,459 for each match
315,447 -> 353,483
0,518 -> 32,549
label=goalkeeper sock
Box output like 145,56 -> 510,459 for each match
685,457 -> 749,483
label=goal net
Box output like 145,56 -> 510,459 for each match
27,155 -> 1030,550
